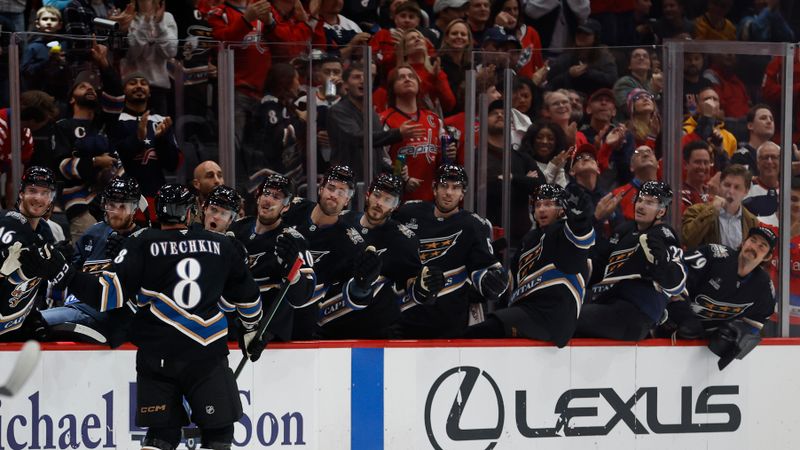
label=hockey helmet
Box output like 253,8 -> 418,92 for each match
369,173 -> 403,198
20,166 -> 56,192
434,164 -> 468,188
205,185 -> 242,213
636,181 -> 673,209
532,183 -> 568,209
257,174 -> 292,201
155,183 -> 196,224
103,176 -> 141,204
322,165 -> 355,190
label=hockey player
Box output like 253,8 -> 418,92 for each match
393,164 -> 509,338
660,226 -> 776,369
464,184 -> 595,347
338,173 -> 445,338
229,175 -> 315,342
281,165 -> 382,340
201,185 -> 243,234
0,167 -> 60,341
577,181 -> 687,341
40,176 -> 144,346
32,183 -> 264,450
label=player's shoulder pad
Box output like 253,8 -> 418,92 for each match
470,212 -> 492,228
129,227 -> 148,238
706,243 -> 732,259
283,226 -> 305,241
396,222 -> 415,239
345,227 -> 365,245
3,210 -> 28,225
650,223 -> 679,242
261,94 -> 280,105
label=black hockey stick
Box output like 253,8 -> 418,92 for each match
0,340 -> 41,397
234,255 -> 304,379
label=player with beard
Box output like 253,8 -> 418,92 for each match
229,175 -> 315,341
464,184 -> 595,346
336,173 -> 445,338
108,73 -> 183,223
657,227 -> 775,369
0,167 -> 62,341
577,181 -> 687,341
282,165 -> 382,340
393,164 -> 509,338
40,176 -> 144,346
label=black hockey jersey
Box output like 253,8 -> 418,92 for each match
682,244 -> 776,330
74,227 -> 262,359
591,221 -> 687,323
393,201 -> 502,337
229,217 -> 316,341
281,199 -> 368,340
0,211 -> 56,336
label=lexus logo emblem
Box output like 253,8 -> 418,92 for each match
424,366 -> 504,449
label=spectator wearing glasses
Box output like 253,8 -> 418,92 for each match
625,88 -> 660,153
611,144 -> 660,221
613,48 -> 662,119
743,141 -> 781,226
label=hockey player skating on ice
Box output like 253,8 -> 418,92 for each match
577,181 -> 687,341
0,166 -> 60,342
229,175 -> 315,342
282,165 -> 382,340
464,183 -> 595,346
41,176 -> 144,346
339,173 -> 445,338
659,226 -> 777,369
393,164 -> 509,338
29,183 -> 264,450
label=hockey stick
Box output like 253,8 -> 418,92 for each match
234,255 -> 304,379
0,340 -> 41,397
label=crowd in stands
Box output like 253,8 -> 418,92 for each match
0,0 -> 800,338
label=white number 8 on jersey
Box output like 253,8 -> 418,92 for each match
174,258 -> 202,309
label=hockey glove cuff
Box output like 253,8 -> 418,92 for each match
413,265 -> 445,305
480,268 -> 509,301
639,233 -> 668,266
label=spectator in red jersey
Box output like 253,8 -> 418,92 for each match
681,140 -> 715,212
761,47 -> 800,143
611,144 -> 659,221
370,1 -> 434,78
703,53 -> 751,122
380,65 -> 447,202
489,0 -> 545,78
265,0 -> 316,64
466,0 -> 492,44
396,29 -> 457,113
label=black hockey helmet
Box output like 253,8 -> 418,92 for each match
369,173 -> 403,198
434,164 -> 468,188
155,183 -> 196,224
205,185 -> 242,213
322,165 -> 355,189
636,181 -> 673,208
532,183 -> 568,209
103,176 -> 141,204
20,166 -> 56,192
257,174 -> 292,200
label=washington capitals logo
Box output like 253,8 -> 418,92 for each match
419,231 -> 461,263
9,279 -> 41,308
517,236 -> 544,280
692,295 -> 752,320
604,246 -> 638,278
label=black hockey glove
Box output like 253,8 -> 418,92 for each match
105,232 -> 127,259
563,183 -> 593,225
413,265 -> 445,304
274,231 -> 308,281
351,246 -> 382,296
238,322 -> 264,362
54,241 -> 75,264
639,233 -> 668,267
708,320 -> 762,370
19,244 -> 73,282
480,268 -> 508,301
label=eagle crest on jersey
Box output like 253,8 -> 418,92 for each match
419,231 -> 462,263
692,294 -> 753,320
604,246 -> 638,278
517,235 -> 545,280
83,261 -> 113,273
9,279 -> 41,308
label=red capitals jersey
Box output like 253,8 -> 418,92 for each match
769,234 -> 800,325
381,107 -> 442,202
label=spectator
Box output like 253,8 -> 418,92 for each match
588,0 -> 636,48
43,0 -> 71,11
523,0 -> 591,56
541,90 -> 589,148
703,53 -> 751,122
266,0 -> 315,64
731,104 -> 775,175
613,48 -> 662,119
512,77 -> 537,121
743,141 -> 780,226
683,52 -> 712,117
295,55 -> 343,174
328,65 -> 423,181
438,18 -> 473,104
566,89 -> 584,125
566,143 -> 619,234
21,90 -> 62,172
611,144 -> 659,221
466,0 -> 491,44
191,160 -> 224,207
431,0 -> 469,43
370,1 -> 433,77
63,0 -> 132,71
694,0 -> 736,41
108,73 -> 182,222
309,0 -> 368,60
122,0 -> 178,116
681,141 -> 714,212
547,19 -> 618,95
581,88 -> 616,147
21,7 -> 72,109
626,88 -> 660,152
520,121 -> 569,187
738,0 -> 794,42
489,0 -> 545,78
484,99 -> 543,246
761,47 -> 800,142
380,65 -> 445,202
652,0 -> 693,42
633,0 -> 657,44
682,164 -> 757,250
479,26 -> 524,77
0,0 -> 26,32
683,86 -> 738,158
396,29 -> 457,113
0,104 -> 35,207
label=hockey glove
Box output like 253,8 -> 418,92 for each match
639,233 -> 668,266
564,183 -> 593,224
19,244 -> 72,282
105,232 -> 127,259
238,323 -> 264,362
351,246 -> 382,299
275,231 -> 307,283
413,265 -> 445,305
480,268 -> 509,301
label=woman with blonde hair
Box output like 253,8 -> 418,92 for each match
438,19 -> 473,103
396,28 -> 457,114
